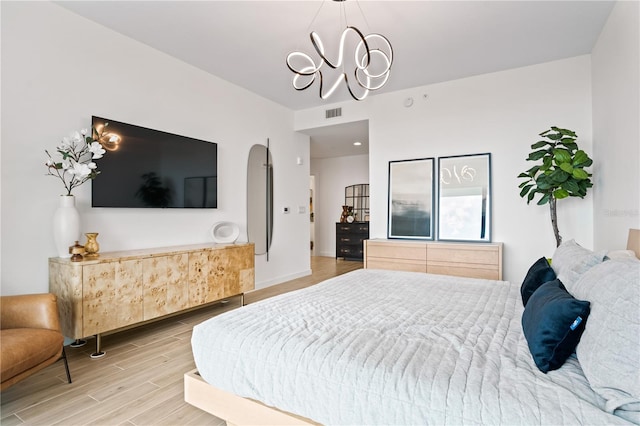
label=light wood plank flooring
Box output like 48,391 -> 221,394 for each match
0,257 -> 362,426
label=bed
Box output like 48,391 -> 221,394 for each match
186,233 -> 640,425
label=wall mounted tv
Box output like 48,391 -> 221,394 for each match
91,116 -> 217,208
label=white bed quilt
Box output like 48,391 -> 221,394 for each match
192,269 -> 631,425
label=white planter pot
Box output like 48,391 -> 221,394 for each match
53,195 -> 80,258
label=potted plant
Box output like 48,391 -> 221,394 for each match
518,126 -> 593,247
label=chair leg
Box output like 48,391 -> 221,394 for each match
61,347 -> 72,384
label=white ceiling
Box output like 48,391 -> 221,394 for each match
56,0 -> 614,158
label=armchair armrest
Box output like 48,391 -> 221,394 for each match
0,293 -> 61,332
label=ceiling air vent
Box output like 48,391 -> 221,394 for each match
325,107 -> 342,119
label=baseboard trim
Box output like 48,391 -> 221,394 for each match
253,269 -> 312,290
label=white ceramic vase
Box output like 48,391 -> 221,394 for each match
53,195 -> 80,258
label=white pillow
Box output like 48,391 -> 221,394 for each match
551,239 -> 606,293
574,258 -> 640,421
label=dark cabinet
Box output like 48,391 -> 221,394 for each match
336,222 -> 369,261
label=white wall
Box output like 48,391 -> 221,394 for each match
1,2 -> 310,295
592,1 -> 640,251
296,56 -> 594,282
310,154 -> 369,257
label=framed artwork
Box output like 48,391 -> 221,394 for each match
437,153 -> 491,242
387,158 -> 435,239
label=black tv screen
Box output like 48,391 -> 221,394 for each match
91,116 -> 217,208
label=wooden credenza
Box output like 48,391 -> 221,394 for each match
49,243 -> 254,354
364,239 -> 503,280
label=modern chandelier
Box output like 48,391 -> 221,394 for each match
286,0 -> 393,101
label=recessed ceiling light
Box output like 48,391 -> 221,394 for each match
353,141 -> 362,146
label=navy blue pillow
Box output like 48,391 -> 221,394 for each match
521,257 -> 556,306
521,279 -> 590,373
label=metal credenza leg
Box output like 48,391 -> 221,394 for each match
90,334 -> 106,359
69,338 -> 86,348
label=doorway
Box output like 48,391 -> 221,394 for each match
304,120 -> 370,258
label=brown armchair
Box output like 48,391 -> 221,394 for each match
1,293 -> 71,391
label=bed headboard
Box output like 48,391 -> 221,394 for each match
627,228 -> 640,259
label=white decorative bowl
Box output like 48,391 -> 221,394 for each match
211,221 -> 240,244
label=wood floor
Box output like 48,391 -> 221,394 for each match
0,257 -> 362,426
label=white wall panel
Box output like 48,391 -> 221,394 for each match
1,2 -> 310,294
592,1 -> 640,251
297,56 -> 594,282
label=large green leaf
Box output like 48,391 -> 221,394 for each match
517,172 -> 530,179
573,150 -> 589,165
518,180 -> 532,188
553,148 -> 572,164
531,140 -> 549,149
559,162 -> 574,173
520,184 -> 534,197
553,189 -> 570,199
578,179 -> 591,191
547,132 -> 562,140
537,193 -> 551,205
557,128 -> 577,137
561,179 -> 580,194
549,168 -> 570,183
528,149 -> 548,161
573,169 -> 589,180
577,158 -> 593,168
526,165 -> 540,176
527,190 -> 536,204
536,175 -> 553,190
559,137 -> 577,146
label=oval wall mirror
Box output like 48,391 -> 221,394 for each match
247,143 -> 273,257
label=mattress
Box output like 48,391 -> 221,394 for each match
191,269 -> 631,425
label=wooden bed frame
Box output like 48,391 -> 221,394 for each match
628,228 -> 640,258
184,369 -> 317,425
184,229 -> 640,425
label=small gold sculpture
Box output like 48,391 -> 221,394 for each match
84,232 -> 100,258
69,241 -> 85,262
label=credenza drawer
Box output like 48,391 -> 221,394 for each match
365,241 -> 426,261
366,257 -> 427,273
427,244 -> 499,265
426,262 -> 499,280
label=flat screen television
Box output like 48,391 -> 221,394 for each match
91,116 -> 217,208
